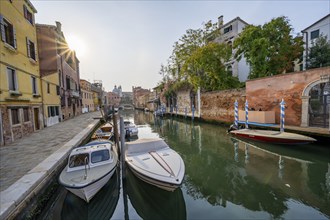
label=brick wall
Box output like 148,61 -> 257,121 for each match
1,105 -> 36,145
246,67 -> 330,125
201,88 -> 245,123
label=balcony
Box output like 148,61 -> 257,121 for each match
70,90 -> 80,98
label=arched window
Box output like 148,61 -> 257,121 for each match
308,82 -> 330,128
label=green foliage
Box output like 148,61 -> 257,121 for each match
234,16 -> 304,79
159,20 -> 242,92
307,35 -> 330,69
182,42 -> 241,91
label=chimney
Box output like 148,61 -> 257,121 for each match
218,15 -> 224,28
55,21 -> 62,32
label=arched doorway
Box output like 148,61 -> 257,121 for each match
301,76 -> 330,128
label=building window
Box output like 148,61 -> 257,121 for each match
66,77 -> 71,90
48,106 -> 60,117
311,30 -> 319,40
0,16 -> 17,48
224,25 -> 233,34
11,108 -> 20,125
61,96 -> 65,107
56,85 -> 60,95
23,5 -> 34,25
23,108 -> 29,122
67,97 -> 71,106
47,83 -> 50,94
7,67 -> 17,91
26,38 -> 36,60
31,76 -> 37,94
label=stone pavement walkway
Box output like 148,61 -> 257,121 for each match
0,111 -> 101,193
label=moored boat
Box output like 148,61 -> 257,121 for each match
124,120 -> 138,138
230,128 -> 316,144
59,140 -> 118,202
61,169 -> 120,220
125,138 -> 185,191
91,128 -> 113,140
100,122 -> 113,132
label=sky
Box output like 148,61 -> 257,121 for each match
31,0 -> 329,92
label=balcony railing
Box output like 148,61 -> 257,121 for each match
71,90 -> 80,98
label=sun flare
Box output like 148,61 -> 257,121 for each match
66,34 -> 86,57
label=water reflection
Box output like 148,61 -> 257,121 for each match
125,168 -> 186,220
61,168 -> 120,220
136,111 -> 330,219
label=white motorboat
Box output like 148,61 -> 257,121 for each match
125,138 -> 185,191
124,120 -> 138,138
59,140 -> 118,203
91,128 -> 113,141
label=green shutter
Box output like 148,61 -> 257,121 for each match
13,27 -> 17,48
26,37 -> 30,57
23,5 -> 27,19
0,14 -> 5,42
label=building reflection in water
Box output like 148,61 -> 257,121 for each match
130,110 -> 330,219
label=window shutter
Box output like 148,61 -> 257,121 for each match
13,27 -> 17,48
26,37 -> 30,57
34,43 -> 38,61
23,5 -> 27,19
0,15 -> 6,42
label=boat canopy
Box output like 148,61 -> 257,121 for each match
126,138 -> 169,155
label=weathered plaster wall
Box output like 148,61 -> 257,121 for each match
246,67 -> 330,125
201,88 -> 245,123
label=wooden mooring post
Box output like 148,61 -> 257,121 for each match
119,116 -> 126,179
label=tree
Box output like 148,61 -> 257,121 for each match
182,42 -> 241,91
307,35 -> 330,69
160,20 -> 243,92
234,16 -> 304,79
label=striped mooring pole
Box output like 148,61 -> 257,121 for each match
245,100 -> 249,129
280,98 -> 286,133
234,100 -> 238,128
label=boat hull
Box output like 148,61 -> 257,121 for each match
64,167 -> 116,203
128,165 -> 181,192
230,129 -> 316,145
125,138 -> 185,191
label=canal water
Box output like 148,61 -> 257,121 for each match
43,110 -> 330,220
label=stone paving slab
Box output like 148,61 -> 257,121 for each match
0,111 -> 102,219
0,111 -> 101,192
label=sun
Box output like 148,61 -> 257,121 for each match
66,34 -> 86,57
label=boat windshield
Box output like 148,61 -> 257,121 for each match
69,153 -> 89,168
91,149 -> 110,163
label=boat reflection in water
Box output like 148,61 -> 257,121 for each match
125,168 -> 186,220
151,115 -> 329,219
61,168 -> 120,220
230,137 -> 330,217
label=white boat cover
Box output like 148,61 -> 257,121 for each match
126,138 -> 169,155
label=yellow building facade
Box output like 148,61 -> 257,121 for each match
80,79 -> 94,113
40,73 -> 60,126
0,0 -> 43,145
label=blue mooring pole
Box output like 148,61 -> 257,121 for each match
245,100 -> 249,129
234,100 -> 238,128
280,98 -> 286,133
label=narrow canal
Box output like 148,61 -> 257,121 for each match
42,109 -> 329,219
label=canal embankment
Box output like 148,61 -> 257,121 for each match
0,111 -> 102,219
158,111 -> 330,144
